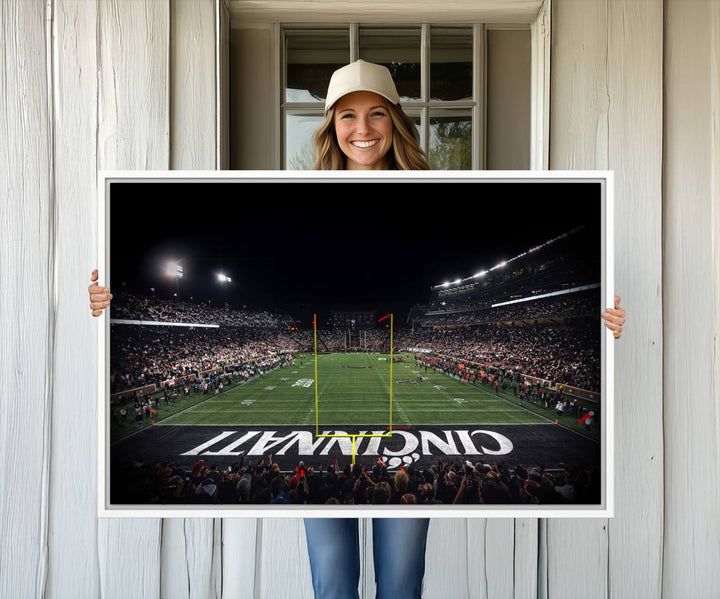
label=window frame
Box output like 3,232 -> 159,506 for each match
281,23 -> 486,170
265,4 -> 549,171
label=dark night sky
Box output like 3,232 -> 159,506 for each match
109,179 -> 601,326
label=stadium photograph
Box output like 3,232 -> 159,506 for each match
103,174 -> 608,512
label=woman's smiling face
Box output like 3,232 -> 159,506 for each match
333,90 -> 394,170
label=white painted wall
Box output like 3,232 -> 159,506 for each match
486,28 -> 531,170
1,0 -> 717,597
549,1 -> 664,597
230,24 -> 278,170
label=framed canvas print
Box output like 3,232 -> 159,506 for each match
97,170 -> 614,518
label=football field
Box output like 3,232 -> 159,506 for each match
159,352 -> 549,428
110,352 -> 601,481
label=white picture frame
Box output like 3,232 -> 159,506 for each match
97,169 -> 614,518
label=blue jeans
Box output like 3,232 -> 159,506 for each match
303,518 -> 430,599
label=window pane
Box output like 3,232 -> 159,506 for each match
359,28 -> 421,102
402,109 -> 423,148
285,112 -> 324,170
430,27 -> 473,101
429,109 -> 472,170
285,30 -> 350,103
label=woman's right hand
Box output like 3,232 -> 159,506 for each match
89,269 -> 113,317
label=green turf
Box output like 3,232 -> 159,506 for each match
109,377 -> 249,442
152,353 -> 597,439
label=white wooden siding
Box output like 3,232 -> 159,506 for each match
663,1 -> 720,596
0,2 -> 52,599
47,1 -> 102,596
550,2 -> 664,599
605,2 -> 665,597
1,0 -> 717,598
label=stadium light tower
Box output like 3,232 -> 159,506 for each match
217,273 -> 231,308
166,261 -> 183,299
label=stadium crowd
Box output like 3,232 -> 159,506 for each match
110,291 -> 294,328
110,325 -> 297,393
413,291 -> 598,327
398,323 -> 600,392
111,454 -> 600,506
110,291 -> 600,394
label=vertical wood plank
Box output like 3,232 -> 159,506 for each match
422,519 -> 470,599
465,519 -> 517,599
256,519 -> 314,599
713,4 -> 720,559
161,519 -> 220,599
47,0 -> 102,596
513,519 -> 538,599
663,1 -> 720,596
96,1 -> 169,596
96,0 -> 169,171
467,520 -> 484,599
170,0 -> 216,170
548,2 -> 610,595
221,519 -> 258,598
0,1 -> 52,598
550,0 -> 609,170
98,520 -> 163,599
606,1 -> 664,598
484,520 -> 517,599
547,521 -> 608,599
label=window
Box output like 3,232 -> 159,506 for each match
228,22 -> 532,170
282,25 -> 494,171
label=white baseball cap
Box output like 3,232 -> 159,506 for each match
324,59 -> 400,112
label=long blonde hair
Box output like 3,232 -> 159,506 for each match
312,100 -> 430,170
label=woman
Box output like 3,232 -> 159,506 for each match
311,59 -> 429,171
88,60 -> 626,599
301,59 -> 432,599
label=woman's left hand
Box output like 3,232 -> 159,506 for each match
601,295 -> 626,339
